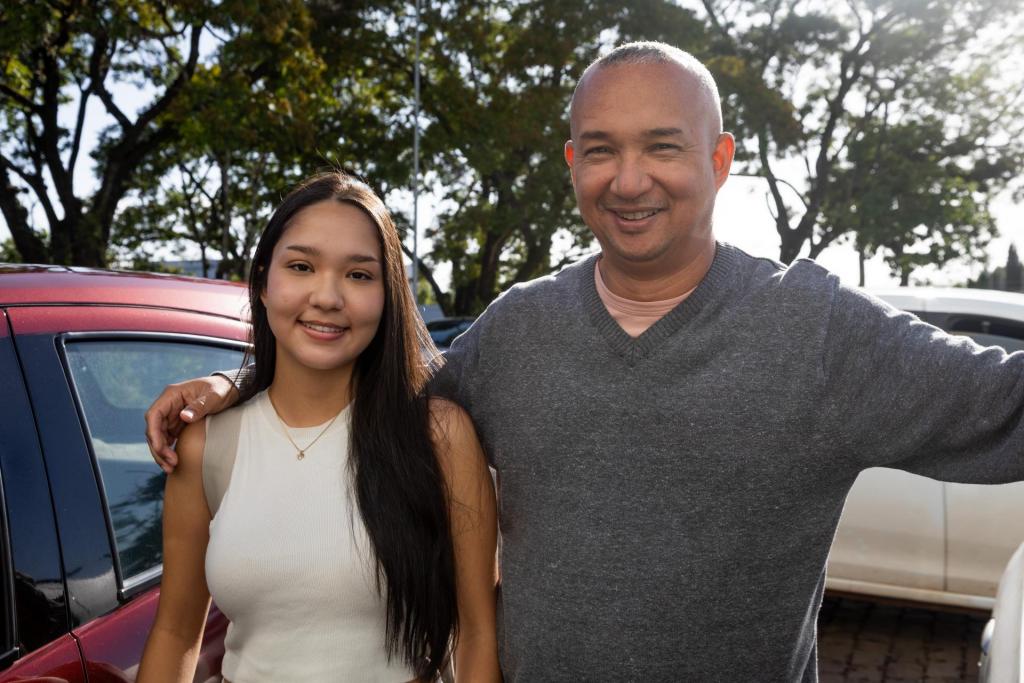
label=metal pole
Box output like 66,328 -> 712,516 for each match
411,0 -> 421,305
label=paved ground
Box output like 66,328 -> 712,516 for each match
818,595 -> 988,682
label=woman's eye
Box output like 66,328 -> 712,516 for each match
287,262 -> 312,272
350,271 -> 374,281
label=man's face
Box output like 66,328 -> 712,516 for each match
565,62 -> 734,275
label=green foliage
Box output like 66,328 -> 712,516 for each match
969,243 -> 1024,292
0,0 -> 216,265
5,0 -> 1022,305
701,0 -> 1024,283
825,116 -> 997,283
0,237 -> 20,262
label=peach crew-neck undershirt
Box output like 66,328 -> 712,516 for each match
593,260 -> 696,338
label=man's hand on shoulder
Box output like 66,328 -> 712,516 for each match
145,375 -> 239,473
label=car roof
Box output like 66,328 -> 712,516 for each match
0,264 -> 249,320
870,286 -> 1024,321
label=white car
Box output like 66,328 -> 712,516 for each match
827,287 -> 1024,610
980,541 -> 1024,682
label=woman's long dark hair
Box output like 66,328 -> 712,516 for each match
238,171 -> 455,678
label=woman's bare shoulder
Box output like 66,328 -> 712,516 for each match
428,397 -> 474,439
173,419 -> 208,477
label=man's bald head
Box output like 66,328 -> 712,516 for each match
569,42 -> 723,143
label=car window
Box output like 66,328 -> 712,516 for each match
63,339 -> 244,584
428,320 -> 473,348
947,315 -> 1024,353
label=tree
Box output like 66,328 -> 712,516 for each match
110,0 -> 424,281
697,0 -> 1024,281
0,0 -> 213,265
1005,244 -> 1022,292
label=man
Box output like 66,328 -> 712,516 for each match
146,42 -> 1024,681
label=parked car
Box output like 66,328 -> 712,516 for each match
828,287 -> 1024,609
0,264 -> 248,681
980,540 -> 1024,682
426,316 -> 475,350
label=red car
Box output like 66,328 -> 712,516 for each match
0,265 -> 249,681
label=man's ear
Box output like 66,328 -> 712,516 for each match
711,132 -> 735,190
564,139 -> 576,186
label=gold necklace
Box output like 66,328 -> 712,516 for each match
267,393 -> 343,460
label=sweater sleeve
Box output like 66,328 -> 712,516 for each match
820,279 -> 1024,484
429,314 -> 483,413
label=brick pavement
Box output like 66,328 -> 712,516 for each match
817,596 -> 988,682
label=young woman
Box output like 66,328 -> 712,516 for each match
138,172 -> 499,682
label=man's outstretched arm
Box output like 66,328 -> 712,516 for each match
144,373 -> 241,473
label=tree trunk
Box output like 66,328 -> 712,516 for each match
50,217 -> 74,265
778,228 -> 804,264
1,196 -> 47,263
74,212 -> 107,267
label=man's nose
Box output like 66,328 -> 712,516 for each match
610,154 -> 654,199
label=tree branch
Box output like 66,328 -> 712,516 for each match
135,22 -> 203,133
400,243 -> 450,315
756,129 -> 793,233
67,80 -> 92,182
0,84 -> 39,112
90,33 -> 132,130
36,39 -> 76,211
730,171 -> 809,210
0,155 -> 47,262
2,151 -> 59,234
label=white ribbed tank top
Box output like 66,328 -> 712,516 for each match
204,390 -> 414,682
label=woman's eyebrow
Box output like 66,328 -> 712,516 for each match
284,244 -> 320,256
349,254 -> 381,264
284,244 -> 380,264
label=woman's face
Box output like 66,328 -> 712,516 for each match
261,199 -> 386,376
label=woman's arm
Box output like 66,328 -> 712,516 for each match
137,420 -> 214,683
430,399 -> 501,682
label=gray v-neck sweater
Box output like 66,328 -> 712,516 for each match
432,243 -> 1024,682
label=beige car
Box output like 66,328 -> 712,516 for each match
827,287 -> 1024,610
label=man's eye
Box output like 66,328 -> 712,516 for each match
652,143 -> 680,152
584,146 -> 612,156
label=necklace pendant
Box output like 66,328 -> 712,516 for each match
297,450 -> 305,460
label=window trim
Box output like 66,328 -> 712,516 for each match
56,331 -> 249,601
0,454 -> 18,663
944,313 -> 1024,342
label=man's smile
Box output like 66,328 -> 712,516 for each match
612,208 -> 662,221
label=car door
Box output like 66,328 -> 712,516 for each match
827,468 -> 946,595
929,311 -> 1024,599
7,305 -> 246,681
0,308 -> 85,682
